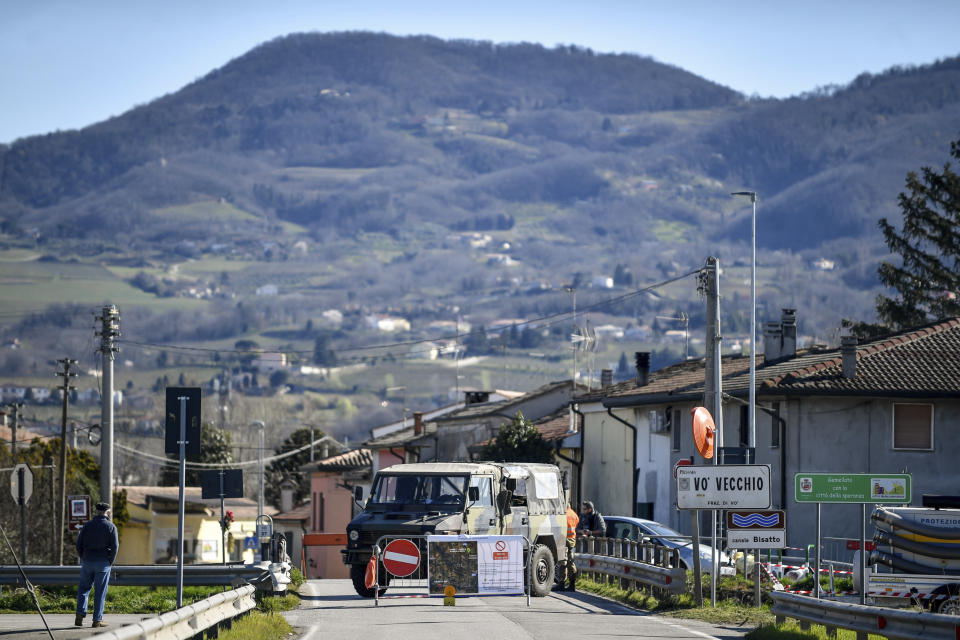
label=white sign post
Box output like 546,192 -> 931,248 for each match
676,465 -> 771,510
10,463 -> 33,563
10,463 -> 33,503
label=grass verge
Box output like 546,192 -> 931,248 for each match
0,585 -> 224,614
219,612 -> 293,640
747,621 -> 886,640
576,576 -> 774,627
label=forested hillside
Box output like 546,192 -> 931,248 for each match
1,32 -> 959,370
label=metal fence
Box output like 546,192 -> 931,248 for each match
574,537 -> 686,595
0,563 -> 289,591
90,584 -> 256,640
770,591 -> 960,640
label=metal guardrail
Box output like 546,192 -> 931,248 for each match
90,584 -> 256,640
574,537 -> 686,594
770,591 -> 960,640
0,563 -> 285,590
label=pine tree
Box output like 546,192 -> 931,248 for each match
159,425 -> 234,486
480,412 -> 554,464
264,428 -> 318,509
877,138 -> 960,329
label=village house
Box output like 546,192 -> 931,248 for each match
117,486 -> 273,565
578,313 -> 960,560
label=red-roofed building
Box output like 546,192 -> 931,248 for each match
578,314 -> 960,560
300,448 -> 373,579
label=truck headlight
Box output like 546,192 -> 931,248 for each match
348,530 -> 359,541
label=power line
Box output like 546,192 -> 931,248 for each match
114,434 -> 335,469
115,268 -> 701,359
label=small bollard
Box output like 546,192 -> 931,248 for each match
443,584 -> 456,606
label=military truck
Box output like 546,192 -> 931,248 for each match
343,462 -> 568,598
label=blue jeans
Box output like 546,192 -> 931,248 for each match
76,559 -> 112,622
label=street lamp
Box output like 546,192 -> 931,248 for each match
251,420 -> 265,515
731,191 -> 758,452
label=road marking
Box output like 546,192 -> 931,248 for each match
298,625 -> 319,640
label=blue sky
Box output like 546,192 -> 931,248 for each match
2,0 -> 959,144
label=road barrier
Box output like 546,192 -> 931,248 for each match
574,537 -> 686,595
770,590 -> 960,640
90,584 -> 256,640
0,563 -> 291,592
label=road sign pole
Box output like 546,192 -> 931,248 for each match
220,471 -> 226,565
860,504 -> 866,606
815,503 -> 821,599
176,395 -> 186,609
19,467 -> 26,563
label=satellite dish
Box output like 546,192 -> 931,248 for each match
691,407 -> 715,459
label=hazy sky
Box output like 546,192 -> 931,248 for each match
2,0 -> 959,144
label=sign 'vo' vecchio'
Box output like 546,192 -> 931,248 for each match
676,465 -> 771,510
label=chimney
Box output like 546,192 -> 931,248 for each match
841,335 -> 858,379
413,411 -> 423,435
280,481 -> 295,513
634,352 -> 650,387
600,369 -> 613,388
763,321 -> 782,362
780,308 -> 797,359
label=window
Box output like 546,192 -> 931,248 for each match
468,476 -> 494,507
771,402 -> 781,448
672,409 -> 681,451
892,403 -> 933,450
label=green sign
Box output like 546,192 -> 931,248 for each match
794,473 -> 911,504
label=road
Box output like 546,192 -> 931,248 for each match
0,613 -> 148,639
283,580 -> 753,640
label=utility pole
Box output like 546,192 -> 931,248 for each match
56,358 -> 77,565
96,305 -> 120,511
7,403 -> 20,461
48,455 -> 56,564
701,256 -> 724,607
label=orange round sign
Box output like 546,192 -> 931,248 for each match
691,406 -> 716,459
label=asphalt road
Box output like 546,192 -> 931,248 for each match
283,580 -> 754,640
0,613 -> 149,639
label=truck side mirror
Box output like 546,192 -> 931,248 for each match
468,486 -> 480,502
497,489 -> 513,515
505,478 -> 517,492
561,470 -> 569,491
354,486 -> 363,503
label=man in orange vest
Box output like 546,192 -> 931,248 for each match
561,503 -> 579,591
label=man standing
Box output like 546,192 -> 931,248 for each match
577,501 -> 605,537
562,503 -> 579,591
75,502 -> 119,628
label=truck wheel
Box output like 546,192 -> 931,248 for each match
528,545 -> 555,597
350,562 -> 389,598
937,596 -> 960,616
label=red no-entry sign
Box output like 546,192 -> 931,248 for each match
383,539 -> 420,577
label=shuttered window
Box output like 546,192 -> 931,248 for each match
892,403 -> 933,450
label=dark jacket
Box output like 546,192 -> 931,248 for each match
577,510 -> 605,535
77,515 -> 119,563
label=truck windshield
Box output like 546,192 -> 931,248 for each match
372,474 -> 468,506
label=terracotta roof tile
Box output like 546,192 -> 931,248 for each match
596,317 -> 960,405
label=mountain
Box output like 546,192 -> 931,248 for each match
1,32 -> 959,344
